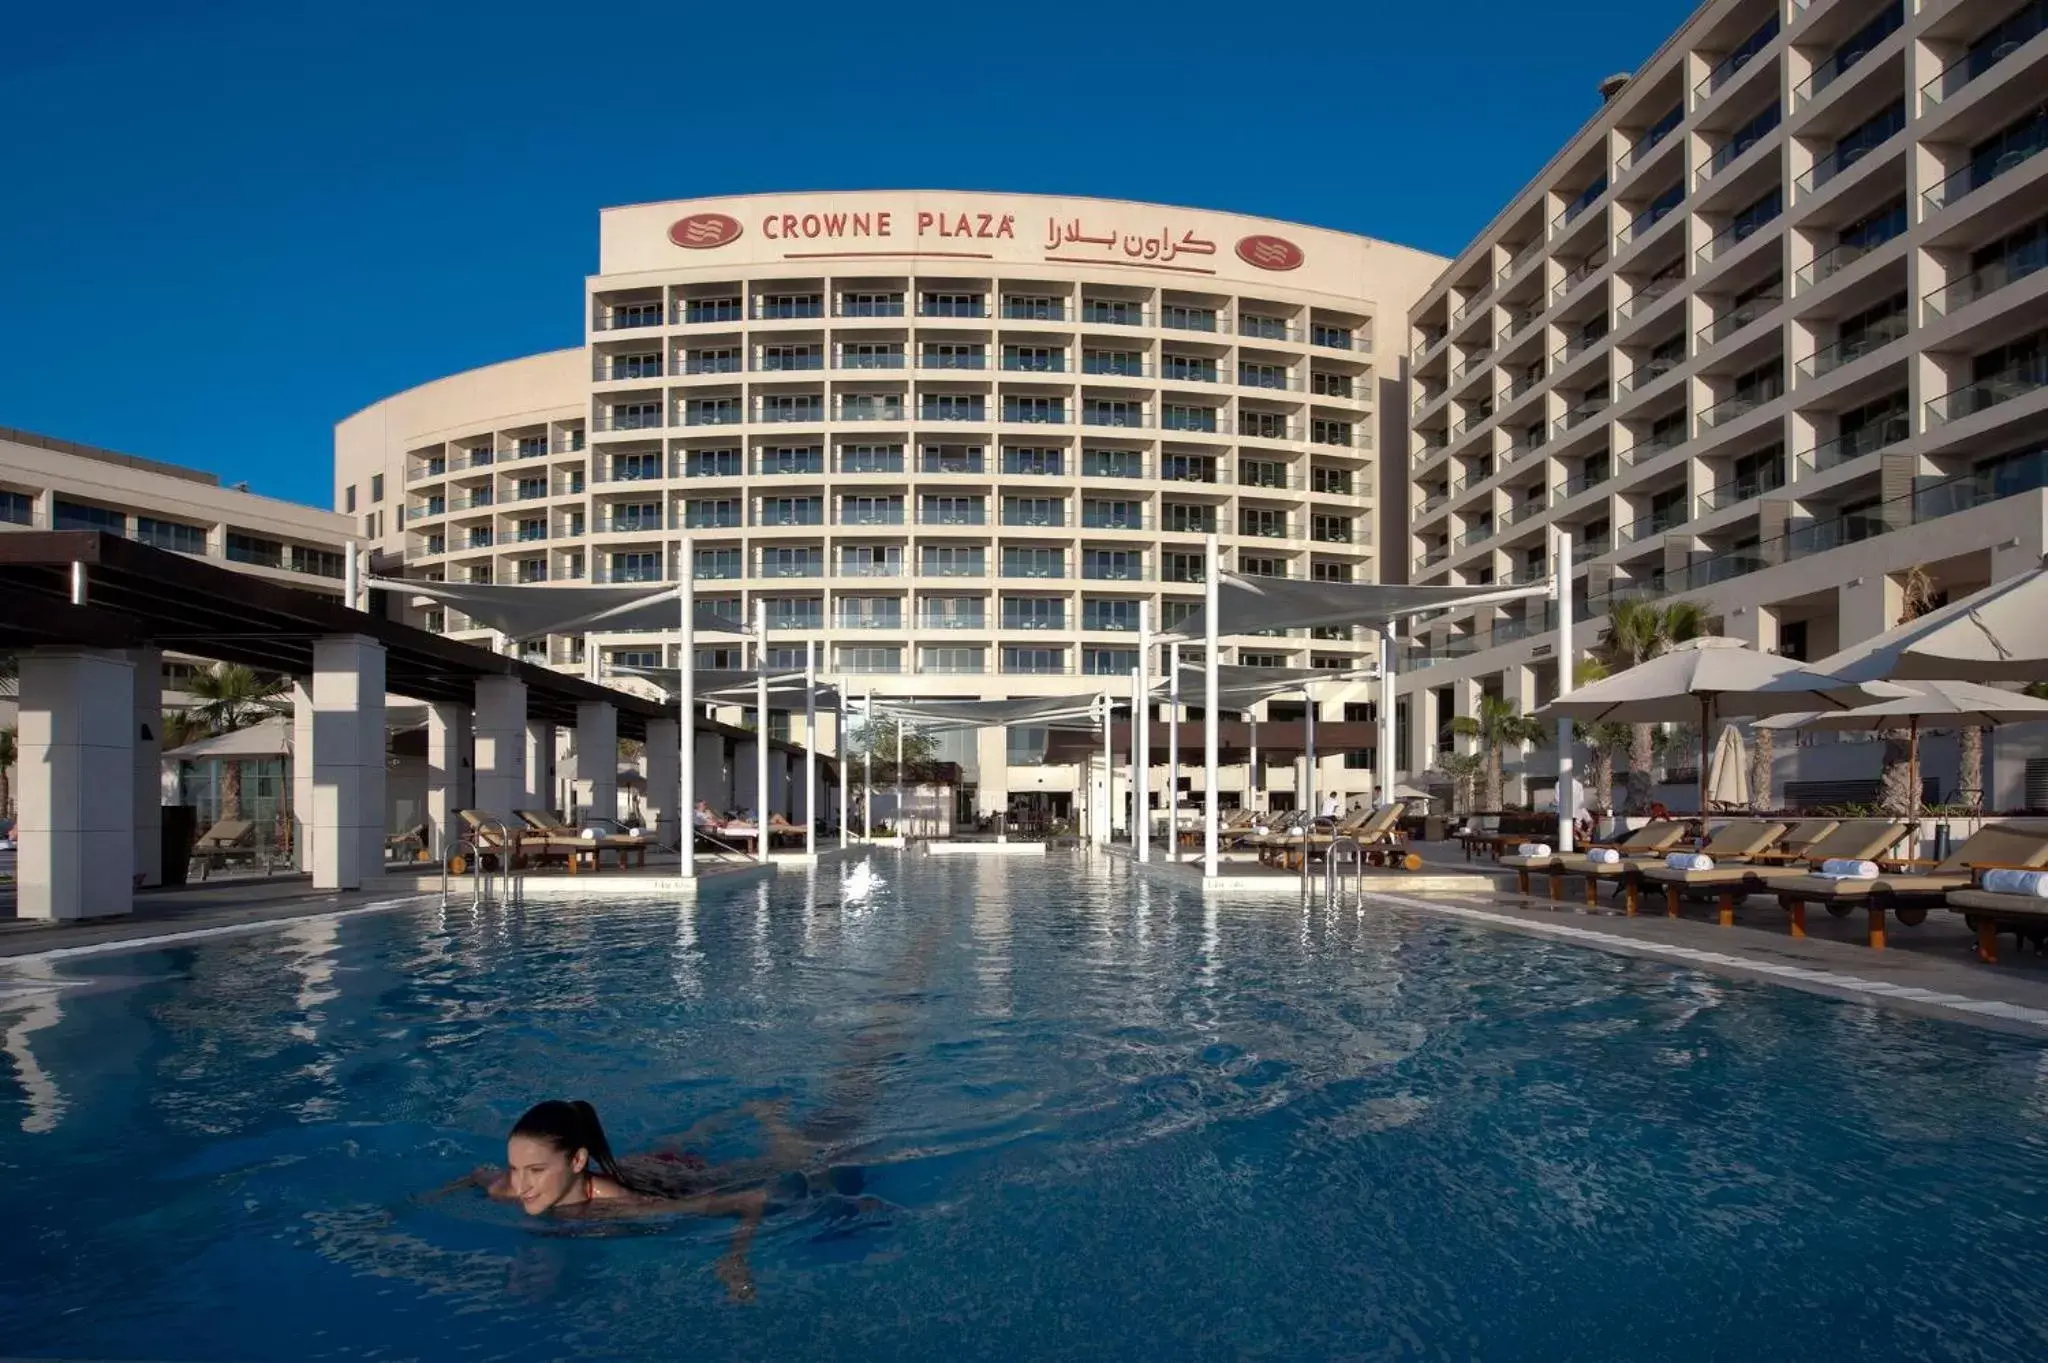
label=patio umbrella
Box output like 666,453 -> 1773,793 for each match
1538,637 -> 1897,822
1705,724 -> 1749,810
1755,679 -> 2048,817
1809,562 -> 2048,684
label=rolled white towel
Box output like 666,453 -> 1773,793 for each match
1515,842 -> 1552,858
1586,847 -> 1622,865
1665,852 -> 1714,872
1818,858 -> 1879,879
580,827 -> 603,840
1981,868 -> 2048,898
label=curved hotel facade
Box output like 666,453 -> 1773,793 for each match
335,192 -> 1447,822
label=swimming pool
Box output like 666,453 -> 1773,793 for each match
3,853 -> 2047,1361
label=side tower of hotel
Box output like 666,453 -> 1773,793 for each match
336,191 -> 1447,823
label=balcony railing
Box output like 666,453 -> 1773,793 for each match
835,614 -> 905,631
1794,234 -> 1897,292
1795,316 -> 1908,380
1697,295 -> 1781,346
1922,11 -> 2045,106
1925,252 -> 2046,319
1794,414 -> 1907,476
1617,356 -> 1680,394
1793,127 -> 1898,197
1695,466 -> 1785,515
1698,380 -> 1782,429
1924,132 -> 2048,214
1696,207 -> 1780,267
1615,280 -> 1678,324
917,612 -> 986,630
1925,363 -> 2048,424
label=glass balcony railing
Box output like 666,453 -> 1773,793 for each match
1698,380 -> 1782,429
1794,414 -> 1907,475
1796,317 -> 1908,380
1925,362 -> 2048,424
1696,466 -> 1785,515
1794,235 -> 1896,291
1794,2 -> 1904,105
1697,207 -> 1781,266
1697,295 -> 1782,346
1616,280 -> 1678,323
1923,10 -> 2046,106
1925,130 -> 2048,214
1925,250 -> 2047,319
1793,128 -> 1898,197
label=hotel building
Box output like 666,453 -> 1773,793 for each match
1399,0 -> 2048,804
336,192 -> 1447,824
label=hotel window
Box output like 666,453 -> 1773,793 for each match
1084,350 -> 1145,376
920,444 -> 985,474
1082,499 -> 1142,529
1311,323 -> 1354,350
1310,371 -> 1355,398
135,517 -> 206,555
686,498 -> 742,528
758,445 -> 824,475
1084,598 -> 1140,632
921,495 -> 985,525
608,353 -> 661,380
701,595 -> 742,621
1239,554 -> 1285,577
1002,546 -> 1065,578
1082,447 -> 1143,478
759,344 -> 823,372
1003,345 -> 1063,373
1085,400 -> 1144,427
1003,446 -> 1063,475
1161,304 -> 1217,332
696,646 -> 746,671
840,291 -> 904,317
1310,466 -> 1353,495
1002,646 -> 1066,674
1007,724 -> 1049,765
839,443 -> 905,473
685,398 -> 740,426
841,494 -> 904,525
920,291 -> 984,318
760,394 -> 823,423
610,551 -> 661,583
1004,396 -> 1063,423
695,547 -> 743,579
839,646 -> 904,673
344,485 -> 357,513
765,597 -> 822,630
1163,503 -> 1214,534
516,559 -> 548,584
612,301 -> 662,328
367,512 -> 383,539
1241,363 -> 1288,389
921,646 -> 984,674
1240,508 -> 1286,539
1240,458 -> 1286,487
1311,514 -> 1354,544
1311,419 -> 1353,447
1004,294 -> 1062,320
1083,298 -> 1143,325
685,296 -> 742,324
920,545 -> 985,576
1162,453 -> 1215,483
687,347 -> 742,374
1239,314 -> 1289,341
608,502 -> 662,532
424,534 -> 446,556
921,394 -> 987,421
516,476 -> 546,500
611,649 -> 660,672
53,500 -> 124,533
839,393 -> 905,421
516,435 -> 547,458
686,447 -> 743,477
612,451 -> 661,481
1083,548 -> 1143,580
1239,410 -> 1290,439
611,402 -> 662,430
842,342 -> 904,369
563,509 -> 586,536
841,545 -> 904,576
1161,404 -> 1216,432
758,292 -> 823,320
1003,496 -> 1064,527
1162,355 -> 1218,383
761,546 -> 824,578
0,490 -> 31,525
1238,653 -> 1286,669
921,597 -> 984,628
468,565 -> 493,584
517,516 -> 548,542
1162,553 -> 1205,583
1002,597 -> 1065,629
1083,647 -> 1138,675
1311,560 -> 1354,582
921,342 -> 986,370
838,596 -> 903,628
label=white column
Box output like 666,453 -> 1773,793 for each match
804,638 -> 817,857
837,704 -> 849,851
1203,533 -> 1220,878
863,688 -> 874,839
678,561 -> 696,878
1097,691 -> 1112,846
309,634 -> 386,890
1379,618 -> 1397,808
1249,717 -> 1260,816
1554,529 -> 1576,853
755,600 -> 770,861
131,646 -> 162,888
18,648 -> 136,919
895,710 -> 906,839
646,717 -> 681,849
1305,684 -> 1318,820
575,702 -> 617,827
425,702 -> 472,860
1168,641 -> 1181,862
1135,601 -> 1151,863
292,679 -> 317,878
524,721 -> 555,814
472,676 -> 528,821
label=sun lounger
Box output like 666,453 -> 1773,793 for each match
1561,818 -> 1788,913
1259,806 -> 1386,868
1643,818 -> 1904,926
1947,869 -> 2048,963
189,818 -> 257,878
1774,819 -> 2048,948
457,809 -> 549,871
515,809 -> 651,870
1501,820 -> 1687,897
386,822 -> 430,863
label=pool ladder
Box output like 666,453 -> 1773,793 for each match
1323,836 -> 1364,911
440,817 -> 525,907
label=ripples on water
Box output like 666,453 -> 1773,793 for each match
2,854 -> 2048,1361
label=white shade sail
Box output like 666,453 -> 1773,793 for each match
1753,679 -> 2048,731
877,694 -> 1104,731
615,666 -> 844,712
370,578 -> 747,640
1155,663 -> 1375,710
1160,574 -> 1547,641
1801,563 -> 2048,684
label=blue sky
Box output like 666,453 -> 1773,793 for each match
0,0 -> 1687,509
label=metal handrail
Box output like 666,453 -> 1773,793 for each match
1325,836 -> 1364,910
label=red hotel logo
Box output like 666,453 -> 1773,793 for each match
1235,234 -> 1304,271
668,213 -> 743,249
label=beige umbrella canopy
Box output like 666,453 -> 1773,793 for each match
1756,680 -> 2048,816
1810,563 -> 2048,683
1539,637 -> 1898,818
1705,724 -> 1749,810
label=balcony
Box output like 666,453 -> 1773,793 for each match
1924,126 -> 2048,215
1551,178 -> 1610,234
594,309 -> 662,332
1081,407 -> 1150,429
1003,355 -> 1069,375
1925,251 -> 2046,319
1552,463 -> 1616,501
1693,16 -> 1778,103
1616,279 -> 1678,324
1695,206 -> 1780,267
1697,294 -> 1781,346
1794,414 -> 1907,475
1695,465 -> 1785,516
839,505 -> 905,527
593,410 -> 664,433
1003,505 -> 1070,528
1793,1 -> 1903,106
1698,380 -> 1782,429
1923,9 -> 2046,107
835,612 -> 905,631
841,558 -> 909,579
1080,304 -> 1150,327
1925,363 -> 2048,425
755,352 -> 824,373
1002,301 -> 1068,322
836,297 -> 906,318
1793,127 -> 1899,198
837,351 -> 906,371
919,506 -> 988,527
918,610 -> 986,630
1794,233 -> 1900,292
919,402 -> 988,423
1795,316 -> 1908,380
1003,403 -> 1068,425
836,399 -> 907,423
919,353 -> 988,372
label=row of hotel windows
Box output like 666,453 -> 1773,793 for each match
605,348 -> 1367,393
435,546 -> 1355,583
444,499 -> 1356,537
448,447 -> 1359,487
0,492 -> 345,577
603,293 -> 1365,347
602,395 -> 1363,437
596,645 -> 1350,677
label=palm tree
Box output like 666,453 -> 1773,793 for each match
1569,659 -> 1627,816
1450,694 -> 1547,810
1749,723 -> 1775,812
185,663 -> 288,821
1439,752 -> 1486,816
1597,598 -> 1707,812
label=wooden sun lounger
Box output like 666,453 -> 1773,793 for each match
1500,820 -> 1687,897
515,809 -> 651,869
1558,819 -> 1789,914
1773,819 -> 2048,948
1641,819 -> 1911,927
1948,873 -> 2048,964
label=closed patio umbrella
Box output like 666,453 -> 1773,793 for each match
1705,724 -> 1749,810
1538,637 -> 1897,825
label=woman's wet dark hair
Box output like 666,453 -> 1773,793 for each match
511,1100 -> 655,1192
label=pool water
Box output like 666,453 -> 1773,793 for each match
4,854 -> 2048,1361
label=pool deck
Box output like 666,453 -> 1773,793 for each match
8,840 -> 2048,1038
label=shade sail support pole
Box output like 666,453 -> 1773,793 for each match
1555,529 -> 1575,854
679,546 -> 696,879
1203,534 -> 1220,879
